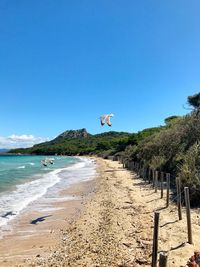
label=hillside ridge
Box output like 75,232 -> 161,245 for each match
55,128 -> 89,139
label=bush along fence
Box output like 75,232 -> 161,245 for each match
113,156 -> 194,267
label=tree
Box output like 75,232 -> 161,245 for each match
164,115 -> 180,126
187,92 -> 200,113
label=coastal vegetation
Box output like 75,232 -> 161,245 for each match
10,92 -> 200,205
10,130 -> 131,156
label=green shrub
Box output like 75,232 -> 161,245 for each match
178,142 -> 200,205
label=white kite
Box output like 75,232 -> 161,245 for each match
100,113 -> 114,127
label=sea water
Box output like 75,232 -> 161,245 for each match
0,155 -> 96,230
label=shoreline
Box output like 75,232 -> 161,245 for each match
0,156 -> 95,231
0,157 -> 97,267
0,155 -> 85,230
0,158 -> 200,266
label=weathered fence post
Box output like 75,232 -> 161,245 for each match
148,168 -> 151,184
155,171 -> 158,193
184,187 -> 193,244
127,161 -> 130,170
159,252 -> 168,267
129,161 -> 132,170
160,172 -> 164,199
132,161 -> 135,170
144,167 -> 147,183
124,160 -> 127,168
142,167 -> 145,180
166,173 -> 170,207
139,164 -> 142,178
138,164 -> 141,177
137,162 -> 138,172
122,159 -> 125,169
152,169 -> 155,188
131,161 -> 134,171
151,212 -> 160,267
176,177 -> 182,220
141,166 -> 144,179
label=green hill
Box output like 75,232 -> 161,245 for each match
9,128 -> 131,156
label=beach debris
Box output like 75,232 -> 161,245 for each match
122,242 -> 132,248
124,201 -> 133,204
100,113 -> 114,127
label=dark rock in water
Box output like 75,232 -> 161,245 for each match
56,128 -> 89,139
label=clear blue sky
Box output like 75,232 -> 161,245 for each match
0,0 -> 200,148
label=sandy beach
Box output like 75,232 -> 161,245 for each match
0,176 -> 96,267
0,158 -> 200,267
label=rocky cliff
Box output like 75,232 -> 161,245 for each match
56,128 -> 89,139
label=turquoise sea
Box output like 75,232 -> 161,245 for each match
0,155 -> 96,230
0,155 -> 78,193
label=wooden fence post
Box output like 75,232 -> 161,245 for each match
141,166 -> 144,179
138,164 -> 141,177
155,171 -> 158,193
166,173 -> 170,207
126,161 -> 128,168
184,187 -> 193,244
137,163 -> 140,174
148,168 -> 151,184
129,161 -> 132,170
142,167 -> 145,180
159,252 -> 168,267
136,163 -> 138,173
152,212 -> 160,267
132,161 -> 135,170
144,167 -> 147,183
160,172 -> 164,199
176,177 -> 182,220
126,160 -> 129,169
131,161 -> 133,171
139,164 -> 142,177
153,169 -> 155,188
134,161 -> 136,171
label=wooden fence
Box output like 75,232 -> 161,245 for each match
111,156 -> 194,267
